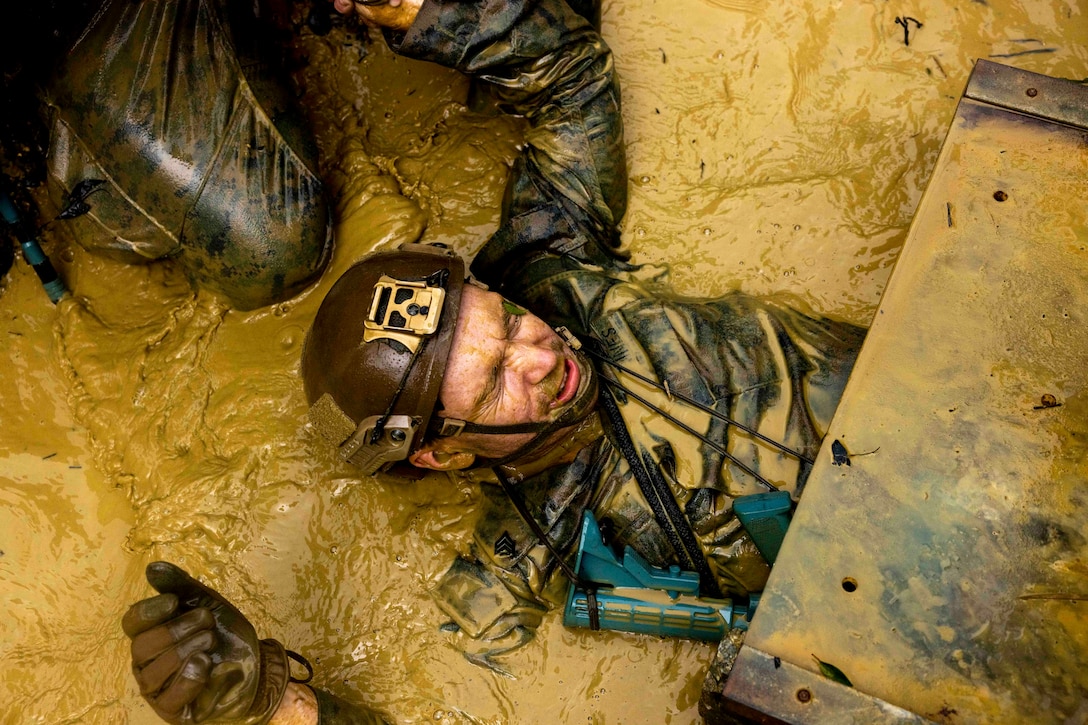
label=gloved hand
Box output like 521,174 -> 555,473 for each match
121,562 -> 290,725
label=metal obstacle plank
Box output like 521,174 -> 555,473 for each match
714,60 -> 1088,724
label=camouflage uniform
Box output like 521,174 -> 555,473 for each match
387,0 -> 866,651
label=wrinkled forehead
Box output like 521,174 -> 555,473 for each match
454,285 -> 514,338
444,285 -> 543,377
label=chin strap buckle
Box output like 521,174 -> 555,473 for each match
555,326 -> 583,351
436,418 -> 467,437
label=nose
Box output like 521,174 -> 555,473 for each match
506,341 -> 558,387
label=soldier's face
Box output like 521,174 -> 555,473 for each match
433,285 -> 589,459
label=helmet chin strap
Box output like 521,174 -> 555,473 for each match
475,368 -> 598,469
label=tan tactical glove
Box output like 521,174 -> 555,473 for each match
121,562 -> 292,724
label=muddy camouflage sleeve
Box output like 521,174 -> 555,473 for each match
388,0 -> 629,287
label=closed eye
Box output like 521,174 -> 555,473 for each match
468,313 -> 518,415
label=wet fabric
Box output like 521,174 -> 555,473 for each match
41,0 -> 332,310
388,0 -> 866,647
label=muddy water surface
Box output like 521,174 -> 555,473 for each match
1,0 -> 1086,723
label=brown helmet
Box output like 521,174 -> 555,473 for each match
302,243 -> 466,475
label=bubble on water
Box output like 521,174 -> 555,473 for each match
280,326 -> 302,350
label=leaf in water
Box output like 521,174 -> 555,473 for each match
57,200 -> 91,220
57,179 -> 106,220
502,300 -> 527,316
69,178 -> 106,203
831,439 -> 851,466
812,654 -> 853,687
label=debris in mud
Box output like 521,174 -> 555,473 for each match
811,654 -> 853,687
894,16 -> 923,46
1033,394 -> 1061,410
930,55 -> 947,78
831,439 -> 879,465
56,179 -> 105,221
1019,593 -> 1088,602
989,48 -> 1056,59
933,704 -> 958,721
831,439 -> 850,466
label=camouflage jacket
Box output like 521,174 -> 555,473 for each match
389,0 -> 865,653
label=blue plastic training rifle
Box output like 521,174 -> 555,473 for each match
733,490 -> 793,565
563,510 -> 760,640
0,190 -> 68,303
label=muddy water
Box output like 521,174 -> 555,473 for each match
1,1 -> 1086,723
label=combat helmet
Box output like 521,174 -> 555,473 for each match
304,242 -> 601,476
302,243 -> 466,475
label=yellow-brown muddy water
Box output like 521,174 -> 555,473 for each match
2,0 -> 1086,722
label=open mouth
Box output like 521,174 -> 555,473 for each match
554,357 -> 581,406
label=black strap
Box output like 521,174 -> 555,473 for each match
429,417 -> 552,437
598,374 -> 777,493
286,649 -> 314,684
597,388 -> 724,600
493,467 -> 599,631
583,346 -> 814,466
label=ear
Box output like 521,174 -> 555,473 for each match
408,447 -> 476,471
